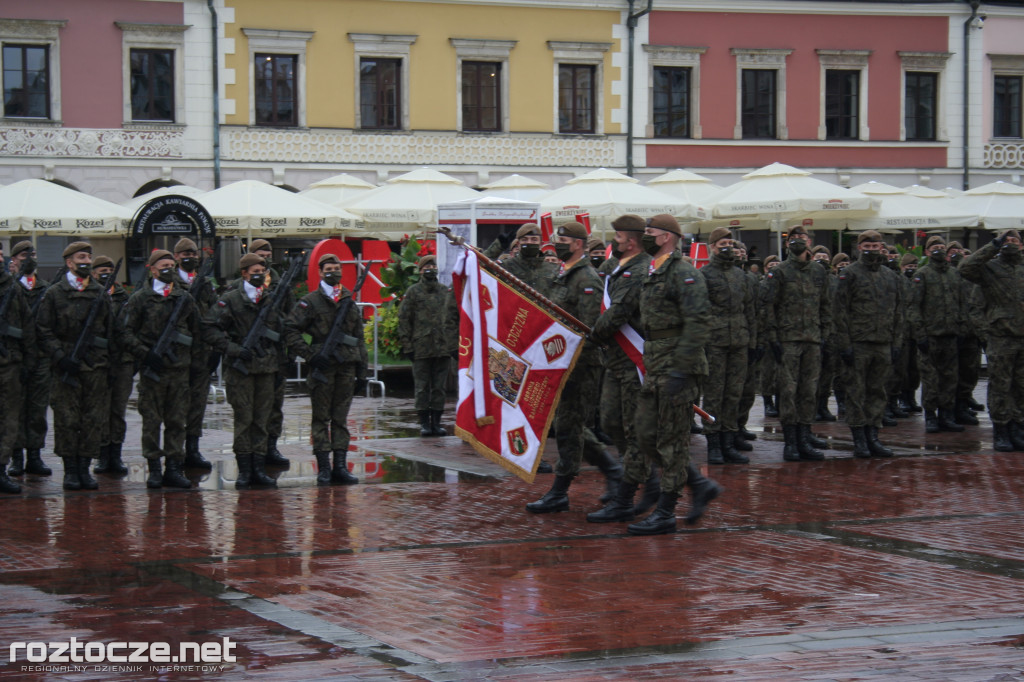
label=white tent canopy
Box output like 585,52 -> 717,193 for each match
539,168 -> 695,229
646,169 -> 724,204
299,173 -> 377,206
121,185 -> 206,214
950,181 -> 1024,230
845,181 -> 979,232
478,174 -> 550,201
198,180 -> 363,237
0,178 -> 130,235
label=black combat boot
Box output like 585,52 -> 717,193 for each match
1009,422 -> 1024,452
105,443 -> 127,475
866,426 -> 894,457
925,409 -> 940,433
61,457 -> 81,491
900,391 -> 922,414
737,419 -> 757,441
797,425 -> 825,461
418,410 -> 432,437
705,433 -> 724,465
93,444 -> 112,474
430,410 -> 448,437
184,436 -> 213,471
627,492 -> 679,536
0,464 -> 21,494
314,451 -> 332,485
25,449 -> 51,476
721,433 -> 750,464
850,426 -> 871,458
8,450 -> 24,477
331,450 -> 360,485
586,480 -> 637,523
146,458 -> 164,489
235,454 -> 253,489
690,418 -> 703,435
162,458 -> 192,489
816,396 -> 837,422
731,429 -> 753,451
77,457 -> 98,490
954,400 -> 979,426
782,424 -> 801,462
994,424 -> 1015,452
888,396 -> 909,419
264,437 -> 290,468
633,468 -> 661,515
937,408 -> 965,433
536,460 -> 553,474
764,395 -> 779,418
251,454 -> 278,488
967,396 -> 985,412
804,427 -> 829,450
881,412 -> 898,427
684,464 -> 722,525
525,474 -> 573,513
591,449 -> 623,503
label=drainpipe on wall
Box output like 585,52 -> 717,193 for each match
626,0 -> 653,177
207,0 -> 221,188
962,0 -> 982,191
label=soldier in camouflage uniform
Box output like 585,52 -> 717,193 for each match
91,255 -> 132,475
830,253 -> 851,417
0,242 -> 32,493
907,237 -> 965,434
175,238 -> 217,470
8,241 -> 52,478
733,241 -> 761,447
758,254 -> 780,417
37,242 -> 115,491
880,243 -> 909,422
122,250 -> 200,489
949,241 -> 985,416
836,231 -> 903,458
203,253 -> 282,488
763,225 -> 832,462
484,223 -> 560,297
959,230 -> 1024,451
285,253 -> 367,485
811,245 -> 839,422
896,253 -> 923,417
398,255 -> 459,437
698,227 -> 753,465
526,222 -> 623,513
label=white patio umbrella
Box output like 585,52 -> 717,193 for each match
846,182 -> 979,233
0,178 -> 130,235
120,184 -> 206,214
478,174 -> 549,201
950,181 -> 1024,231
299,173 -> 377,206
341,168 -> 480,239
646,169 -> 724,204
197,180 -> 363,240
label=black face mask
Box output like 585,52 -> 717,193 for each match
788,241 -> 808,256
904,269 -> 916,279
949,253 -> 963,266
157,267 -> 175,284
422,269 -> 438,282
930,250 -> 946,263
717,247 -> 734,261
519,244 -> 540,260
590,256 -> 605,268
555,243 -> 573,262
97,273 -> 112,287
610,243 -> 624,259
249,273 -> 266,288
20,257 -> 37,276
1000,244 -> 1022,262
642,234 -> 661,256
322,271 -> 341,287
74,263 -> 92,277
861,251 -> 885,266
180,257 -> 198,272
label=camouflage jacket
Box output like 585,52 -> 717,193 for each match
742,267 -> 760,344
958,241 -> 1024,338
835,259 -> 903,348
639,252 -> 710,377
549,257 -> 603,366
0,270 -> 33,367
591,252 -> 650,373
15,274 -> 48,360
498,252 -> 559,298
285,286 -> 368,375
763,255 -> 832,345
907,261 -> 963,339
107,282 -> 134,363
700,254 -> 754,349
121,283 -> 200,370
397,280 -> 458,359
203,286 -> 283,374
36,275 -> 115,370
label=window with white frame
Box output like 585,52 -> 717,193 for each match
349,33 -> 416,131
731,48 -> 791,140
243,28 -> 314,128
117,22 -> 187,125
0,18 -> 64,122
548,41 -> 610,135
990,54 -> 1024,139
898,51 -> 950,142
816,49 -> 870,141
644,45 -> 705,140
451,38 -> 515,134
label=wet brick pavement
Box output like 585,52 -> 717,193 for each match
1,381 -> 1023,680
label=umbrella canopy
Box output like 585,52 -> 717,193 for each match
478,174 -> 549,201
539,168 -> 695,226
299,173 -> 377,206
950,181 -> 1024,231
845,181 -> 979,231
0,178 -> 130,235
646,169 -> 724,205
198,180 -> 363,237
121,185 -> 206,213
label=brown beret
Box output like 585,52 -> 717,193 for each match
586,237 -> 604,252
708,226 -> 733,245
239,253 -> 266,270
417,255 -> 437,269
812,245 -> 831,258
764,254 -> 779,266
789,225 -> 810,238
63,241 -> 92,258
92,255 -> 114,269
11,240 -> 34,257
831,253 -> 850,267
557,221 -> 588,240
998,229 -> 1021,242
947,240 -> 963,251
734,241 -> 748,251
174,237 -> 199,254
900,253 -> 919,267
318,253 -> 341,268
857,230 -> 883,245
249,238 -> 271,252
148,249 -> 174,267
516,223 -> 541,239
611,214 -> 645,233
882,243 -> 896,253
647,213 -> 681,237
924,236 -> 946,251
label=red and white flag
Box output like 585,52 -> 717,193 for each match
602,267 -> 646,383
451,249 -> 584,483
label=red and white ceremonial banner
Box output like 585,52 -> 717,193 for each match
451,249 -> 584,483
602,267 -> 646,384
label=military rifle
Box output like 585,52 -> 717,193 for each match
59,258 -> 122,388
140,284 -> 193,383
232,252 -> 305,375
0,280 -> 22,358
309,261 -> 375,385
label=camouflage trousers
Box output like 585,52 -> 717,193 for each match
268,363 -> 287,440
635,372 -> 700,494
738,353 -> 758,428
15,356 -> 49,450
50,368 -> 106,459
186,350 -> 214,438
413,356 -> 450,411
957,335 -> 982,403
845,342 -> 890,428
308,363 -> 355,452
0,364 -> 21,465
137,368 -> 188,462
985,335 -> 1024,425
702,345 -> 746,433
918,335 -> 958,412
759,352 -> 777,398
600,363 -> 649,486
816,343 -> 838,403
102,361 -> 135,446
225,369 -> 275,455
778,342 -> 820,425
553,362 -> 602,478
900,340 -> 920,393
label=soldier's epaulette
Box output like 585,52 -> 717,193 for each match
217,300 -> 227,307
298,300 -> 309,308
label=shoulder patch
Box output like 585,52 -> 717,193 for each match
622,271 -> 631,278
913,277 -> 922,283
298,300 -> 309,308
217,300 -> 227,307
767,272 -> 774,279
839,274 -> 847,280
582,287 -> 595,294
684,277 -> 696,284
